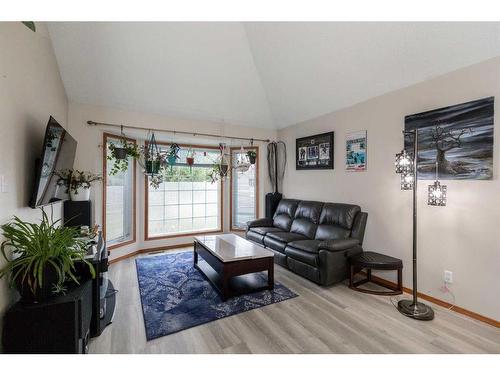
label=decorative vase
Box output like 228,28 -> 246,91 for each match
248,154 -> 256,165
145,160 -> 161,175
113,147 -> 128,160
70,186 -> 91,201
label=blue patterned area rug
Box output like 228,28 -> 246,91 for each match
135,251 -> 298,340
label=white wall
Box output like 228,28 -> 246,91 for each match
0,23 -> 68,340
68,102 -> 278,261
278,56 -> 500,321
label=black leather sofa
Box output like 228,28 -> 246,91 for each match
246,199 -> 368,286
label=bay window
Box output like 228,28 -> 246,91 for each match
146,145 -> 222,239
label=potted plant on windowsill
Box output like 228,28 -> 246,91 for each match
0,212 -> 95,302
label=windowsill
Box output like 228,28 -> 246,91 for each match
108,238 -> 136,250
144,229 -> 223,241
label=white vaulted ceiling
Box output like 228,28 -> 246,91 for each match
48,22 -> 500,129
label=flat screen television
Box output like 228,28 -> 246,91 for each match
29,116 -> 77,208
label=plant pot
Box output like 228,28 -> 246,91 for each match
14,263 -> 60,302
145,160 -> 161,175
220,164 -> 229,177
113,147 -> 128,160
167,155 -> 177,167
70,186 -> 90,201
248,155 -> 256,165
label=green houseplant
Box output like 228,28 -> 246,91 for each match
54,169 -> 101,201
107,140 -> 140,175
246,150 -> 257,165
69,170 -> 101,201
0,212 -> 95,301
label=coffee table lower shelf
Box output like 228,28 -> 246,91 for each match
194,240 -> 274,301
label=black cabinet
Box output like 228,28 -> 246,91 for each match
2,280 -> 93,354
1,232 -> 116,353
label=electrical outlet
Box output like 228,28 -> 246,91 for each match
444,270 -> 453,284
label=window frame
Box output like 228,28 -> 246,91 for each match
102,132 -> 137,250
144,142 -> 224,241
230,146 -> 259,231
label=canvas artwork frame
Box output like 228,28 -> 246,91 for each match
346,130 -> 367,172
296,132 -> 334,170
404,96 -> 494,180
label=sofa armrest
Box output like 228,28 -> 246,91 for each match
246,218 -> 274,229
319,238 -> 360,252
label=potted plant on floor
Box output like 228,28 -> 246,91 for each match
0,212 -> 95,302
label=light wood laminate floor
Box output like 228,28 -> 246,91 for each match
90,249 -> 500,354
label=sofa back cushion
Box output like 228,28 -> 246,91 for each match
290,201 -> 323,239
273,199 -> 299,231
315,203 -> 361,241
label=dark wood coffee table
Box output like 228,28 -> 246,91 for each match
194,234 -> 274,301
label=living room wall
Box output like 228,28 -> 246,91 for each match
68,102 -> 278,261
277,56 -> 500,321
0,23 -> 68,343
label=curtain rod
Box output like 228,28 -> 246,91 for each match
86,120 -> 271,143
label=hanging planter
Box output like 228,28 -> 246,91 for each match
113,147 -> 128,160
208,143 -> 231,183
186,148 -> 195,172
166,143 -> 180,171
247,150 -> 257,165
139,132 -> 168,190
145,160 -> 161,175
107,127 -> 140,175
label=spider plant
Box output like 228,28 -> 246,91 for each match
0,211 -> 95,301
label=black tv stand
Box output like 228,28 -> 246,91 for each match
81,232 -> 117,337
1,232 -> 116,353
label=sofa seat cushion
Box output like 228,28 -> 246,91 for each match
263,236 -> 287,253
250,226 -> 283,236
266,231 -> 308,243
246,230 -> 264,245
286,240 -> 321,253
285,247 -> 319,267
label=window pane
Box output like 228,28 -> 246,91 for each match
231,149 -> 257,229
105,137 -> 135,245
146,146 -> 221,238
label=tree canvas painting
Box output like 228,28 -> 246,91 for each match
404,97 -> 494,180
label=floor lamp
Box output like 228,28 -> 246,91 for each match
395,129 -> 447,321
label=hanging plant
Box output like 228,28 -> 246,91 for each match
186,148 -> 195,172
247,150 -> 257,165
107,140 -> 140,175
166,143 -> 181,171
208,143 -> 230,183
138,132 -> 168,189
149,173 -> 164,189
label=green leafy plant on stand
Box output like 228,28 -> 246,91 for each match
0,211 -> 95,301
